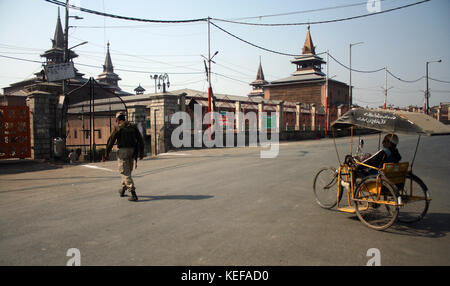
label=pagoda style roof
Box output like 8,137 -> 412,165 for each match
134,84 -> 146,95
266,74 -> 347,87
302,26 -> 315,55
97,42 -> 121,83
290,54 -> 326,65
250,60 -> 268,86
41,10 -> 78,62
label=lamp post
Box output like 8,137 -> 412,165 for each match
425,59 -> 442,114
349,42 -> 364,109
156,73 -> 170,93
382,67 -> 394,109
150,75 -> 158,93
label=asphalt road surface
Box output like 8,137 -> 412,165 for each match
0,134 -> 449,266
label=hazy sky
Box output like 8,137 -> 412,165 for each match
0,0 -> 449,108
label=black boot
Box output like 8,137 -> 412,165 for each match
128,188 -> 138,201
118,186 -> 126,197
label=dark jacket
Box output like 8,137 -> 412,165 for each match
358,147 -> 401,176
106,121 -> 145,158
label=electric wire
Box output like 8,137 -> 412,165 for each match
210,21 -> 301,57
227,0 -> 392,21
386,69 -> 424,83
429,77 -> 450,84
328,53 -> 385,73
44,0 -> 208,23
212,0 -> 430,26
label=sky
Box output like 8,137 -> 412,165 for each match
0,0 -> 449,108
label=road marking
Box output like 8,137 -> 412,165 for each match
82,164 -> 114,172
159,153 -> 191,156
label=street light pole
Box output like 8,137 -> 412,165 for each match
382,67 -> 393,109
325,49 -> 329,136
425,59 -> 442,114
349,42 -> 363,109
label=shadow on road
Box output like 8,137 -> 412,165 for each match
0,160 -> 65,175
136,195 -> 214,202
386,213 -> 450,238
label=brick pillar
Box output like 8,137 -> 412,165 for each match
128,105 -> 147,139
258,101 -> 265,131
235,101 -> 242,132
311,104 -> 316,131
337,104 -> 345,119
180,93 -> 186,112
277,101 -> 284,132
148,93 -> 180,155
295,103 -> 302,131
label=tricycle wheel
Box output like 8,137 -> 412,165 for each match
354,176 -> 399,231
313,167 -> 340,209
397,173 -> 430,223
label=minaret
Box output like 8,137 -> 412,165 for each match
248,58 -> 268,98
40,9 -> 78,65
97,42 -> 122,88
302,25 -> 315,55
291,25 -> 325,76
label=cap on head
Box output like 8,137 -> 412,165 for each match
115,111 -> 126,121
384,134 -> 399,146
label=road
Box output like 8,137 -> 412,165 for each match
0,134 -> 449,266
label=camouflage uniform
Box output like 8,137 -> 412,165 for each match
106,114 -> 145,201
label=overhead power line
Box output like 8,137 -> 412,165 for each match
45,0 -> 429,28
429,77 -> 450,84
44,0 -> 208,23
2,52 -> 450,86
328,53 -> 385,73
210,22 -> 298,56
386,69 -> 424,83
0,54 -> 43,64
212,0 -> 430,26
227,0 -> 392,21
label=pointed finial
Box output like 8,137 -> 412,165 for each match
58,7 -> 60,18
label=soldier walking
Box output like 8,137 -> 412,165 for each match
106,112 -> 145,201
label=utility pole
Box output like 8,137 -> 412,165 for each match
384,67 -> 387,109
349,42 -> 363,109
382,67 -> 393,109
325,49 -> 329,136
64,0 -> 69,64
58,0 -> 70,139
425,59 -> 442,114
205,17 -> 218,141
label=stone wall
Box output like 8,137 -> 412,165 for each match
26,91 -> 58,159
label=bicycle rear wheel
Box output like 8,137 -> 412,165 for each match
354,176 -> 399,230
397,173 -> 430,223
313,167 -> 339,209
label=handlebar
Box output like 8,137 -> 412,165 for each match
344,155 -> 356,167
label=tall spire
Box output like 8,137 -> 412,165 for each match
302,25 -> 315,55
291,26 -> 325,77
41,9 -> 78,65
249,57 -> 268,98
103,41 -> 114,73
256,57 -> 266,82
97,41 -> 121,88
52,8 -> 64,49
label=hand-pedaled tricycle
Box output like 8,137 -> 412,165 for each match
313,108 -> 450,230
